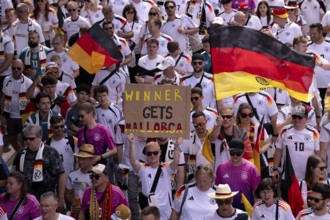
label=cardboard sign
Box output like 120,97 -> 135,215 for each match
124,84 -> 191,139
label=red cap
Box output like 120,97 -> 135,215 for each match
272,7 -> 288,18
238,2 -> 249,11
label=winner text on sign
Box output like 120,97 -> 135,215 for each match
124,84 -> 191,139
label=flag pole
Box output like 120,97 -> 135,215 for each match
209,24 -> 223,113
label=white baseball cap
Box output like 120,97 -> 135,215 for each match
157,56 -> 176,70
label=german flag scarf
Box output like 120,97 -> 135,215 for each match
89,183 -> 113,220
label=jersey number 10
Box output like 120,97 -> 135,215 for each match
294,142 -> 304,151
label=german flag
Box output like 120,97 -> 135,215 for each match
281,147 -> 304,217
67,23 -> 122,74
34,160 -> 43,168
210,26 -> 315,102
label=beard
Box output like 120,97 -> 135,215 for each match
193,66 -> 203,73
312,201 -> 326,211
28,41 -> 39,48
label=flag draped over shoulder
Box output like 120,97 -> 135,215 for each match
202,130 -> 214,163
210,26 -> 315,102
67,23 -> 123,74
281,147 -> 304,217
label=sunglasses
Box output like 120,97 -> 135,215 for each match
90,174 -> 101,180
292,115 -> 303,120
165,5 -> 175,10
221,115 -> 233,119
192,61 -> 203,65
308,196 -> 324,203
24,137 -> 36,141
146,151 -> 159,156
193,122 -> 205,128
149,12 -> 157,16
229,151 -> 243,157
318,166 -> 327,171
104,27 -> 113,31
126,10 -> 134,14
12,67 -> 22,70
216,198 -> 232,205
191,97 -> 199,101
196,165 -> 211,171
68,9 -> 76,12
287,9 -> 295,11
240,112 -> 254,118
54,125 -> 65,129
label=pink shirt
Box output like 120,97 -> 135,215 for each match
0,194 -> 41,220
215,159 -> 260,210
77,124 -> 115,155
81,184 -> 128,216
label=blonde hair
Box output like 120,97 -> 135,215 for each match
50,54 -> 61,62
67,1 -> 78,9
195,164 -> 214,179
82,0 -> 99,12
144,141 -> 160,151
148,6 -> 162,21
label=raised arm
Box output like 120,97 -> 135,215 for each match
208,115 -> 223,142
128,133 -> 141,173
170,137 -> 183,171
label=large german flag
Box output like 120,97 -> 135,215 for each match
210,26 -> 315,102
67,23 -> 122,74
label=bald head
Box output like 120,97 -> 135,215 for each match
12,58 -> 24,79
234,11 -> 246,26
12,58 -> 24,68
